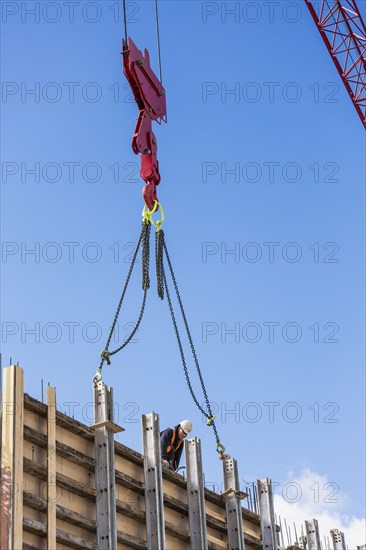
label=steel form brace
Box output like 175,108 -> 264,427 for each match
305,519 -> 321,549
330,528 -> 346,549
305,0 -> 366,128
299,536 -> 308,549
0,366 -> 24,550
142,412 -> 166,550
185,438 -> 208,550
256,478 -> 277,550
92,381 -> 123,550
223,456 -> 245,550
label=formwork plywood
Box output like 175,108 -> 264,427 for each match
0,366 -> 264,550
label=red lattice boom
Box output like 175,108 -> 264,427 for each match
305,0 -> 366,128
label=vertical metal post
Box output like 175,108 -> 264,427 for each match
223,456 -> 245,550
185,438 -> 208,550
305,519 -> 321,550
47,386 -> 57,549
0,365 -> 24,550
278,516 -> 285,548
0,354 -> 2,467
257,478 -> 277,550
92,381 -> 123,550
0,355 -> 3,545
142,412 -> 166,550
299,535 -> 308,549
274,514 -> 281,548
330,529 -> 346,550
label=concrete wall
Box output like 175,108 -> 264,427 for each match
0,365 -> 263,550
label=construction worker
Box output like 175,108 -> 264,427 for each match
160,420 -> 192,471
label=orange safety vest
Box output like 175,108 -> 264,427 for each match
166,428 -> 183,455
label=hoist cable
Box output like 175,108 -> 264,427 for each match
154,0 -> 163,83
122,0 -> 163,84
122,0 -> 128,45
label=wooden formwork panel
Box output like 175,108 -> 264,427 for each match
0,366 -> 263,550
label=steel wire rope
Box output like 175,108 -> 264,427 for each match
122,0 -> 164,85
154,0 -> 163,83
122,0 -> 128,45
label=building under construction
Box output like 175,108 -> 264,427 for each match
1,1 -> 365,549
0,365 -> 353,550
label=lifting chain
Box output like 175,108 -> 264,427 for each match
155,229 -> 164,300
93,214 -> 225,456
156,229 -> 225,456
93,220 -> 151,385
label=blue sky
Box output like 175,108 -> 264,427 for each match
1,0 -> 365,545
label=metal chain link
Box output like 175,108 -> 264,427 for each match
155,230 -> 164,299
98,221 -> 151,371
162,264 -> 208,417
110,289 -> 147,356
157,230 -> 222,448
95,220 -> 223,451
142,220 -> 151,291
108,221 -> 151,356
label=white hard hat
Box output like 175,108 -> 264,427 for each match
180,419 -> 192,434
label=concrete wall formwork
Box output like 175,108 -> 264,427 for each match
0,365 -> 263,550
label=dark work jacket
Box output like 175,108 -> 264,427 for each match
160,425 -> 184,470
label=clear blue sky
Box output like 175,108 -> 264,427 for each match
1,0 -> 365,543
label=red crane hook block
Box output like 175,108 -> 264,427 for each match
122,37 -> 167,211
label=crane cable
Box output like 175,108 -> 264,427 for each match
122,0 -> 128,45
154,0 -> 163,84
122,0 -> 163,83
